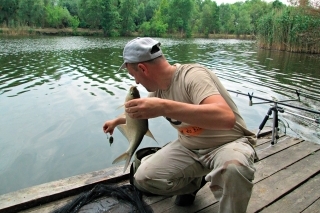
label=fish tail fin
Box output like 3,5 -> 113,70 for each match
112,152 -> 131,173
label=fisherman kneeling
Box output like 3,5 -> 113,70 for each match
103,37 -> 258,213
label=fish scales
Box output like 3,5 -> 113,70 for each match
112,86 -> 156,173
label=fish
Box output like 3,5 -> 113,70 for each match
112,86 -> 157,173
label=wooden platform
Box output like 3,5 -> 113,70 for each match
1,132 -> 319,213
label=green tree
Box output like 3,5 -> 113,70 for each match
45,4 -> 73,28
168,0 -> 195,37
136,3 -> 146,26
119,0 -> 138,36
17,0 -> 46,27
77,0 -> 103,28
100,0 -> 120,36
243,0 -> 270,35
189,0 -> 201,34
235,8 -> 252,35
200,0 -> 220,36
58,0 -> 79,16
219,3 -> 235,34
145,0 -> 160,21
0,0 -> 18,27
141,0 -> 168,36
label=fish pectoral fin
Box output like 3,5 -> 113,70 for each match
112,152 -> 131,173
145,130 -> 158,143
116,104 -> 125,109
117,124 -> 130,142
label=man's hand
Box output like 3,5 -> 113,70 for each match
125,97 -> 163,119
102,117 -> 126,134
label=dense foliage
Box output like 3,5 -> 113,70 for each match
0,0 -> 319,53
257,1 -> 320,53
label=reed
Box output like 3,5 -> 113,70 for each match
257,7 -> 320,54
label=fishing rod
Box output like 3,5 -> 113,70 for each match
228,89 -> 320,115
284,110 -> 320,125
216,72 -> 320,102
227,89 -> 320,145
200,62 -> 320,102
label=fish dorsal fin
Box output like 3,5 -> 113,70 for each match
145,130 -> 158,143
117,124 -> 130,142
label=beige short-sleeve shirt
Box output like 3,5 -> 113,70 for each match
150,63 -> 256,150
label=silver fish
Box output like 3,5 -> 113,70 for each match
112,86 -> 156,173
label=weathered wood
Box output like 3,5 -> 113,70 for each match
254,141 -> 320,183
1,134 -> 319,213
301,198 -> 320,213
188,141 -> 320,213
255,136 -> 303,160
0,166 -> 128,213
148,137 -> 319,213
254,127 -> 272,139
20,196 -> 76,213
149,184 -> 217,213
259,174 -> 320,213
255,133 -> 287,147
20,180 -> 130,213
196,202 -> 219,213
247,150 -> 320,213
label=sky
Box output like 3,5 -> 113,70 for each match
214,0 -> 289,5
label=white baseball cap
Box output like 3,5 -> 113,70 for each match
118,37 -> 162,71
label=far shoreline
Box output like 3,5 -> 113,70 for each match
0,27 -> 256,40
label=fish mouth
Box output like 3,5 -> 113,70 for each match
130,86 -> 140,98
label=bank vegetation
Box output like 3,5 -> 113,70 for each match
1,0 -> 319,53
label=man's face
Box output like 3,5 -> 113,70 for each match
126,63 -> 154,92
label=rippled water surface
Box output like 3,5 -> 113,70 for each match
0,36 -> 319,195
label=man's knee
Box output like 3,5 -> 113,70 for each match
221,161 -> 255,182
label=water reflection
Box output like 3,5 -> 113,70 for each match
0,37 -> 319,195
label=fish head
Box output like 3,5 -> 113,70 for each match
126,86 -> 140,101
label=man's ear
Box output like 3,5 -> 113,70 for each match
138,63 -> 147,73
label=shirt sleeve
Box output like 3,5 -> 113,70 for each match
184,66 -> 220,105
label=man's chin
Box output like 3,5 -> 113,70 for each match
146,88 -> 156,92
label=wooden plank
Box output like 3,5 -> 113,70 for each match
149,183 -> 218,213
20,180 -> 131,213
194,141 -> 320,213
143,194 -> 171,205
255,133 -> 287,147
0,166 -> 128,213
196,202 -> 219,213
148,139 -> 319,213
255,136 -> 304,160
253,127 -> 272,138
254,141 -> 320,183
259,174 -> 320,213
302,198 -> 320,213
1,133 -> 316,213
20,196 -> 76,213
255,137 -> 272,146
247,150 -> 320,213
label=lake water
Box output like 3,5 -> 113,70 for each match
0,36 -> 319,195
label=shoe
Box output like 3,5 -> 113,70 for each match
174,193 -> 197,206
174,177 -> 207,206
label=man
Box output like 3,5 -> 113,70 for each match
103,37 -> 257,213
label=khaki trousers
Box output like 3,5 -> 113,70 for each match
134,137 -> 256,213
